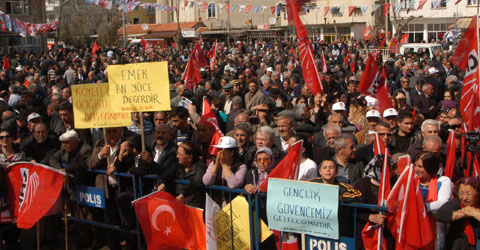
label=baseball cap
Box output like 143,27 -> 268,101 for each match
223,83 -> 233,90
332,102 -> 347,111
27,113 -> 41,123
59,130 -> 79,142
383,108 -> 398,118
428,67 -> 439,75
266,67 -> 273,72
212,136 -> 237,149
366,110 -> 381,119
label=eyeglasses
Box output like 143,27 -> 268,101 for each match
378,133 -> 392,137
449,124 -> 462,130
459,192 -> 474,197
0,135 -> 10,140
256,158 -> 270,163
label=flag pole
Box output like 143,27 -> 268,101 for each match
36,222 -> 40,250
64,198 -> 68,250
139,112 -> 146,152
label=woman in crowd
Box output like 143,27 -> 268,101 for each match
287,135 -> 318,181
244,147 -> 274,194
414,151 -> 452,249
203,136 -> 247,206
0,128 -> 25,165
348,101 -> 368,131
436,177 -> 480,250
157,141 -> 206,208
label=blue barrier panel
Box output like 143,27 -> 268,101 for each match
76,185 -> 106,209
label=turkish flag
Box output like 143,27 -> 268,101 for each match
258,140 -> 303,192
6,162 -> 65,229
133,191 -> 206,250
91,40 -> 99,58
206,40 -> 217,70
378,148 -> 390,206
200,97 -> 224,156
383,3 -> 391,17
2,56 -> 10,72
452,15 -> 480,131
193,41 -> 208,68
444,130 -> 456,179
321,52 -> 328,73
373,132 -> 386,156
361,223 -> 387,250
273,231 -> 299,250
363,25 -> 374,40
396,154 -> 411,176
288,0 -> 323,96
358,54 -> 393,113
140,37 -> 153,54
386,165 -> 435,249
183,50 -> 202,90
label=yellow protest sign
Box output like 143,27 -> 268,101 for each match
71,83 -> 131,129
107,61 -> 171,112
216,196 -> 272,250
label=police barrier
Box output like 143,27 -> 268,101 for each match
59,170 -> 387,250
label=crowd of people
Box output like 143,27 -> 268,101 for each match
0,37 -> 475,250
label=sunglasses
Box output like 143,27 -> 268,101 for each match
0,135 -> 11,140
449,124 -> 462,130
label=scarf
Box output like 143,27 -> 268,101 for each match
461,203 -> 476,246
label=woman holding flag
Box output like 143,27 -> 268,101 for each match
436,177 -> 480,249
414,152 -> 452,249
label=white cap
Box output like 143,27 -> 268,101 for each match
366,110 -> 381,119
212,136 -> 237,149
266,67 -> 273,72
428,67 -> 439,75
383,108 -> 398,118
16,65 -> 22,71
27,112 -> 41,123
332,102 -> 346,111
59,130 -> 79,142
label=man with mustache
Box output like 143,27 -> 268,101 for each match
20,123 -> 60,164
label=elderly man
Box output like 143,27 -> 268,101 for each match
414,82 -> 439,119
313,125 -> 341,166
355,110 -> 381,145
407,119 -> 441,159
313,114 -> 344,148
274,114 -> 295,153
234,122 -> 256,167
332,134 -> 364,184
21,123 -> 60,164
255,126 -> 284,165
422,135 -> 445,175
245,81 -> 265,111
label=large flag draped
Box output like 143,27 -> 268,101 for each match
452,15 -> 480,131
444,129 -> 456,179
133,191 -> 206,250
288,0 -> 323,96
258,140 -> 303,192
140,37 -> 153,54
200,97 -> 224,156
6,162 -> 65,228
386,165 -> 435,249
193,40 -> 208,68
358,54 -> 393,113
183,50 -> 202,90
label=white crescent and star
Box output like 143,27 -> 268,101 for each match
151,204 -> 176,235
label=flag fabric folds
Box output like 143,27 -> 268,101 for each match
200,97 -> 224,156
321,52 -> 328,73
6,162 -> 65,228
444,130 -> 456,179
205,193 -> 220,250
91,41 -> 99,58
133,191 -> 206,250
358,54 -> 393,113
140,38 -> 153,54
2,56 -> 10,72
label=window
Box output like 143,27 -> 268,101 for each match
427,23 -> 448,42
431,0 -> 446,8
147,7 -> 155,15
133,18 -> 139,24
468,0 -> 477,5
207,3 -> 216,19
5,0 -> 30,14
276,4 -> 282,17
149,18 -> 155,24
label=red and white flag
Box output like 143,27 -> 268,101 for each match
259,140 -> 303,192
452,15 -> 480,132
288,0 -> 323,96
348,6 -> 357,17
400,33 -> 409,44
386,165 -> 435,249
2,56 -> 10,72
373,132 -> 386,156
91,40 -> 99,58
363,25 -> 374,40
7,162 -> 65,228
321,52 -> 328,73
206,40 -> 217,71
140,37 -> 153,54
200,97 -> 224,156
417,0 -> 428,9
389,37 -> 400,55
193,40 -> 208,68
182,51 -> 202,90
358,54 -> 393,113
397,154 -> 411,177
444,129 -> 456,179
273,231 -> 299,250
133,191 -> 206,250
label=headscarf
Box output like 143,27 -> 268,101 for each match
255,147 -> 274,187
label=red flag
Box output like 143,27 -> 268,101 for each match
225,4 -> 231,13
378,148 -> 391,205
358,54 -> 393,113
286,0 -> 303,26
258,140 -> 303,192
245,5 -> 252,13
288,0 -> 323,96
193,41 -> 208,68
289,46 -> 295,56
323,7 -> 330,16
397,154 -> 411,176
386,165 -> 435,249
379,38 -> 387,49
412,108 -> 417,122
2,56 -> 10,72
91,41 -> 99,58
321,52 -> 328,73
389,37 -> 400,55
6,162 -> 65,228
172,41 -> 177,50
444,130 -> 456,179
140,37 -> 153,54
417,0 -> 427,9
363,25 -> 374,40
349,61 -> 356,74
361,223 -> 387,250
344,51 -> 351,66
455,0 -> 462,4
373,132 -> 386,156
348,6 -> 357,17
383,3 -> 391,17
200,97 -> 224,156
452,16 -> 480,131
182,52 -> 202,90
273,231 -> 300,250
133,191 -> 206,250
400,33 -> 409,44
206,40 -> 217,70
270,6 -> 276,14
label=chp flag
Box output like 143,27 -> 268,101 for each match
358,53 -> 393,113
452,15 -> 480,132
6,162 -> 65,228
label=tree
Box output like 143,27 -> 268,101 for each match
59,14 -> 92,47
97,15 -> 123,46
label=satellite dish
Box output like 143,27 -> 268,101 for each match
269,17 -> 276,25
142,23 -> 148,31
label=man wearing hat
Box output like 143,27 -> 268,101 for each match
355,110 -> 381,145
332,102 -> 357,134
383,108 -> 398,130
260,67 -> 273,84
26,112 -> 42,132
221,83 -> 234,114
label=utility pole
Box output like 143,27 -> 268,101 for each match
385,0 -> 389,42
122,10 -> 127,47
55,0 -> 72,48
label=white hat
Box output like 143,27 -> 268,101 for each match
266,67 -> 273,72
366,110 -> 381,119
332,102 -> 346,111
212,136 -> 237,149
27,112 -> 41,123
428,67 -> 439,75
15,65 -> 22,71
59,130 -> 79,142
383,108 -> 398,118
